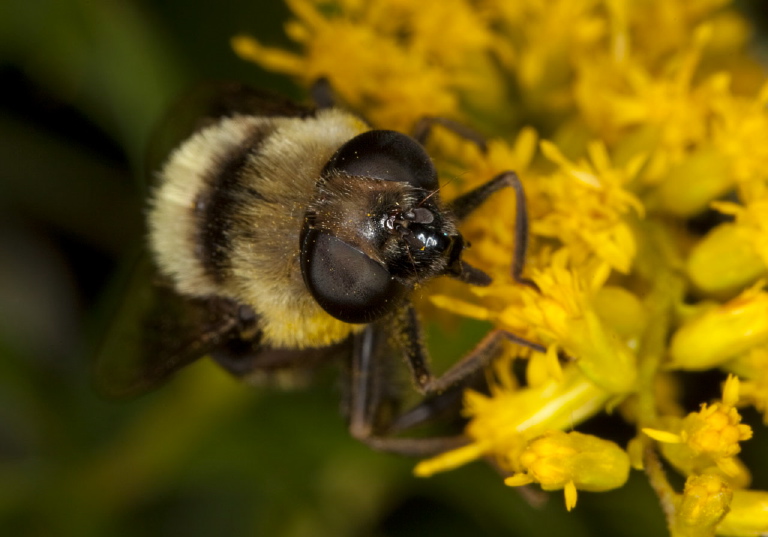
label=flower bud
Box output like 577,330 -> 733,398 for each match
687,223 -> 766,296
674,474 -> 732,536
504,431 -> 630,510
670,285 -> 768,370
716,489 -> 768,536
656,148 -> 732,218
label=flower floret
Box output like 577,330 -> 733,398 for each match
236,0 -> 768,526
669,282 -> 768,370
674,474 -> 732,535
505,431 -> 630,511
644,376 -> 753,478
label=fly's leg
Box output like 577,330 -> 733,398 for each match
345,322 -> 470,455
345,304 -> 545,455
448,171 -> 538,289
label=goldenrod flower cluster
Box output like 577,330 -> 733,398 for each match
234,0 -> 768,533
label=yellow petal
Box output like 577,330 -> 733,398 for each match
504,474 -> 535,487
564,480 -> 579,511
414,442 -> 487,477
643,428 -> 683,444
722,375 -> 741,407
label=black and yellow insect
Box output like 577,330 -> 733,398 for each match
96,83 -> 540,454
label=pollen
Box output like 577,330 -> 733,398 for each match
683,404 -> 751,462
644,376 -> 753,478
674,474 -> 732,534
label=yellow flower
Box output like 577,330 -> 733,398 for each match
504,431 -> 630,511
716,489 -> 768,536
482,0 -> 607,120
591,285 -> 648,345
653,145 -> 734,219
710,80 -> 768,186
414,366 -> 611,478
620,0 -> 743,68
712,183 -> 768,269
236,0 -> 768,529
674,474 -> 732,537
644,376 -> 753,479
431,250 -> 637,393
506,251 -> 637,393
574,26 -> 715,153
234,0 -> 512,132
728,346 -> 768,425
686,223 -> 767,296
536,140 -> 645,274
669,282 -> 768,370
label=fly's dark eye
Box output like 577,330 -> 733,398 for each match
323,130 -> 438,190
300,229 -> 407,323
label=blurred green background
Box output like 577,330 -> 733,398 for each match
0,1 -> 767,536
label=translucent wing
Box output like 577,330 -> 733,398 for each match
92,254 -> 242,398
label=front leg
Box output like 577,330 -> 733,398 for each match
411,115 -> 537,289
345,303 -> 544,454
449,171 -> 538,289
392,302 -> 546,396
346,320 -> 470,455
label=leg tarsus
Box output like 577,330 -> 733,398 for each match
388,369 -> 481,433
347,325 -> 382,439
395,304 -> 434,394
453,261 -> 492,287
345,319 -> 546,454
351,432 -> 471,456
423,329 -> 546,395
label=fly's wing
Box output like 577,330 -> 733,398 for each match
92,254 -> 242,398
195,82 -> 315,119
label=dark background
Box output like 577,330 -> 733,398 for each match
0,1 -> 766,535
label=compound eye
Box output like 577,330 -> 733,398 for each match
300,229 -> 406,323
322,130 -> 438,190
